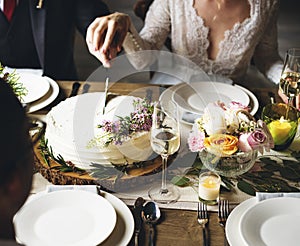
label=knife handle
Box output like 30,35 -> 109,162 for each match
69,82 -> 81,98
148,225 -> 155,246
134,231 -> 140,246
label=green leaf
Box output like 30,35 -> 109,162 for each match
171,176 -> 190,187
259,157 -> 278,165
278,167 -> 300,180
237,180 -> 256,196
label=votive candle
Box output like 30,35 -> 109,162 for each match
198,172 -> 221,205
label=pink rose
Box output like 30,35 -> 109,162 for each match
238,128 -> 271,154
257,120 -> 274,152
229,101 -> 250,112
238,133 -> 252,152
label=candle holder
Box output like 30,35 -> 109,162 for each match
262,103 -> 299,150
198,171 -> 221,205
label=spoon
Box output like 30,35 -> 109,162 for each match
142,201 -> 161,246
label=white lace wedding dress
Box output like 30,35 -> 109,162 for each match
123,0 -> 283,85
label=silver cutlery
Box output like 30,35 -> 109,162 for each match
69,81 -> 81,98
218,199 -> 230,246
142,201 -> 161,246
197,202 -> 209,246
133,197 -> 145,246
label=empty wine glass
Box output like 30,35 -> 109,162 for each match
148,101 -> 181,204
279,48 -> 300,105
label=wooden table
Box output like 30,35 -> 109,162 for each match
33,81 -> 282,246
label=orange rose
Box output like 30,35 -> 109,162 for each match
204,134 -> 238,156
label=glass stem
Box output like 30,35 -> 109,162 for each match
286,96 -> 294,119
161,154 -> 168,194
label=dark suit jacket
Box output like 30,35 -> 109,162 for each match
0,0 -> 110,80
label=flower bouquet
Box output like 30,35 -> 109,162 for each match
188,101 -> 274,177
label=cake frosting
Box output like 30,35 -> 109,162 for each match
45,92 -> 153,170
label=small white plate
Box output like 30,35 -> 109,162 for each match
240,197 -> 300,246
172,82 -> 250,114
14,190 -> 117,246
27,76 -> 59,113
19,73 -> 50,103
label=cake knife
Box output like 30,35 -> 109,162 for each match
102,68 -> 109,115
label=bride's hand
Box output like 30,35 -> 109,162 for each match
86,12 -> 131,67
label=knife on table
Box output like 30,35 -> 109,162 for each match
133,197 -> 145,246
69,81 -> 81,98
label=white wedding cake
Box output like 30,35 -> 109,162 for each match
45,93 -> 153,170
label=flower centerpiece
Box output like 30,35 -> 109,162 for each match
188,101 -> 274,177
88,97 -> 155,165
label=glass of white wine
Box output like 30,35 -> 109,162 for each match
148,101 -> 181,204
279,48 -> 300,105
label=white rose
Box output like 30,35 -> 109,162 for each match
202,103 -> 226,135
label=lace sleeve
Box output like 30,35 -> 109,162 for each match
122,0 -> 171,69
252,0 -> 283,84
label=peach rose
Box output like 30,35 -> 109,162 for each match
204,134 -> 239,156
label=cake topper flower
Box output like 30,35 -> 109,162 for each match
94,98 -> 154,146
188,101 -> 274,156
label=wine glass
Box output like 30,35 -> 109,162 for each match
279,48 -> 300,105
149,101 -> 181,204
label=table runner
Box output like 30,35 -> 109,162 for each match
30,82 -> 300,211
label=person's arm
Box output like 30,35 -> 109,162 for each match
86,0 -> 171,68
122,0 -> 171,69
252,0 -> 283,84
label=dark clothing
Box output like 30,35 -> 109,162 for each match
0,0 -> 110,80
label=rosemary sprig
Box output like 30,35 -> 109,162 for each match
0,63 -> 27,100
39,136 -> 87,174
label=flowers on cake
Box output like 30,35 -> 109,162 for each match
188,101 -> 274,157
92,98 -> 154,146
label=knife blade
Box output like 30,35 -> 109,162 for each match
133,197 -> 145,246
102,69 -> 109,115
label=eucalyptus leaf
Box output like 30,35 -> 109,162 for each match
259,157 -> 278,165
278,167 -> 300,180
237,180 -> 256,196
171,176 -> 190,187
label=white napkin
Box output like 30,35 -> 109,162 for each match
46,185 -> 98,194
256,192 -> 300,201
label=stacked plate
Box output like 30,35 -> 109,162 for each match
14,189 -> 134,246
17,73 -> 59,113
226,197 -> 300,246
160,81 -> 259,125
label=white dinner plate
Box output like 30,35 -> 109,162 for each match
172,82 -> 250,114
27,76 -> 59,113
159,83 -> 198,126
226,198 -> 256,246
19,73 -> 50,103
14,190 -> 117,246
240,197 -> 300,246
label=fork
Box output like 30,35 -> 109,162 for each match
218,199 -> 230,246
197,202 -> 209,246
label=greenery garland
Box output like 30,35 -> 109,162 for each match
171,152 -> 300,196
